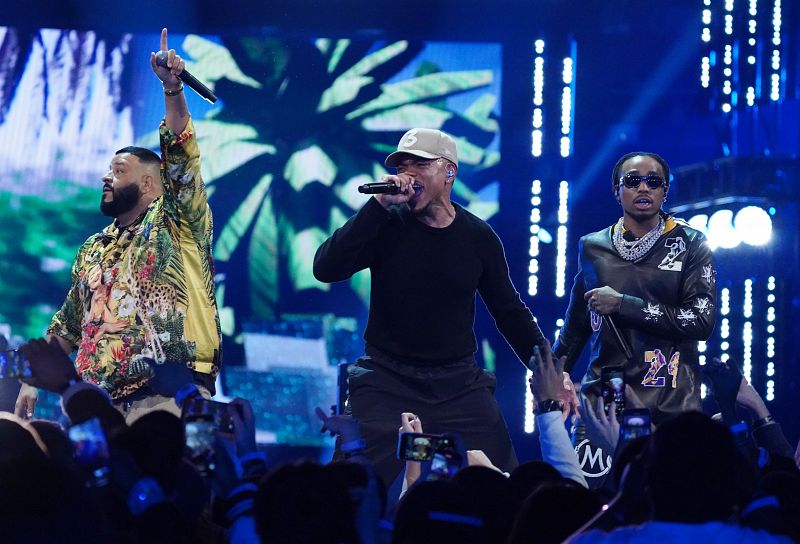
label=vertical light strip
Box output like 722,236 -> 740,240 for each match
699,340 -> 707,398
524,369 -> 535,433
766,276 -> 776,400
532,40 -> 545,157
528,179 -> 542,296
701,0 -> 713,91
560,57 -> 574,158
555,181 -> 569,297
702,1 -> 712,42
742,279 -> 753,383
720,287 -> 730,362
770,0 -> 782,101
701,55 -> 711,88
527,39 -> 546,433
745,0 -> 758,106
721,0 -> 735,112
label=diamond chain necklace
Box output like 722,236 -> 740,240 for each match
612,216 -> 665,261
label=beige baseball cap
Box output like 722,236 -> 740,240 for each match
384,128 -> 458,168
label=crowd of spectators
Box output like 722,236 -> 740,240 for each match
1,337 -> 797,543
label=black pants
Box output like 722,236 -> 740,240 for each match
346,346 -> 518,488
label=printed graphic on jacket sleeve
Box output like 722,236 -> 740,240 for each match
643,303 -> 664,321
693,297 -> 713,316
677,308 -> 698,325
701,263 -> 715,284
658,237 -> 686,271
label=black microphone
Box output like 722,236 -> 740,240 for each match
358,182 -> 401,194
603,314 -> 633,360
155,52 -> 218,104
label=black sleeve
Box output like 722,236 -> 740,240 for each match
313,198 -> 391,283
477,227 -> 545,368
553,239 -> 593,373
616,234 -> 716,342
752,423 -> 795,460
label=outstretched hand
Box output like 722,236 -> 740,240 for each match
228,397 -> 257,456
528,340 -> 577,421
702,357 -> 742,405
702,357 -> 743,423
315,406 -> 360,443
19,337 -> 79,394
581,395 -> 620,454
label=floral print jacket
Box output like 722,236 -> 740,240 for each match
49,118 -> 221,399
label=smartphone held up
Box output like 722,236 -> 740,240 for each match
68,417 -> 111,488
601,366 -> 625,416
397,432 -> 455,462
619,408 -> 652,446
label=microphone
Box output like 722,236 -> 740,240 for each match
155,52 -> 218,104
358,182 -> 401,194
603,314 -> 633,360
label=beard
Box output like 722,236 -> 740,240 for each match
101,183 -> 142,218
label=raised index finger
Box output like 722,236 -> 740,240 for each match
160,27 -> 168,52
314,406 -> 329,423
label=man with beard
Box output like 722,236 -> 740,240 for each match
15,29 -> 221,422
554,152 -> 716,482
314,128 -> 547,489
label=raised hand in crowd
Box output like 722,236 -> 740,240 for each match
528,340 -> 575,421
399,411 -> 424,490
702,357 -> 743,423
466,449 -> 504,474
735,372 -> 771,420
315,405 -> 361,443
228,397 -> 257,457
561,371 -> 582,422
18,337 -> 79,394
15,337 -> 78,419
580,395 -> 620,455
400,411 -> 423,435
315,405 -> 366,465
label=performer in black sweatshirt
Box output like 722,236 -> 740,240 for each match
314,128 -> 545,488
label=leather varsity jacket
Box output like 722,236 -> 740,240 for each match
554,215 -> 717,425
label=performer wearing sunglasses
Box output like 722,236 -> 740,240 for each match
554,152 -> 717,477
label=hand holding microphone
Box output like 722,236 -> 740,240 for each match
150,28 -> 218,103
585,286 -> 633,360
361,174 -> 417,209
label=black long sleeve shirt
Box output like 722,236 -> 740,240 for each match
314,198 -> 544,366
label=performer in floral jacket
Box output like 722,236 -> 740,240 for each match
16,28 -> 221,422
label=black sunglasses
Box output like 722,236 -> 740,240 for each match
620,174 -> 667,190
